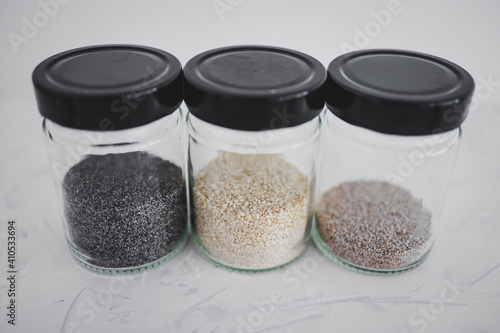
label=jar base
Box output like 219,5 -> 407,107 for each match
311,221 -> 431,275
67,229 -> 188,274
192,233 -> 308,273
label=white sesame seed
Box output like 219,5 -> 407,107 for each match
193,151 -> 309,269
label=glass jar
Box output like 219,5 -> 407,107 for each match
313,49 -> 475,274
183,46 -> 326,272
32,45 -> 187,273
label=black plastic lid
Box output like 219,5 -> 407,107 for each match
32,45 -> 183,131
183,45 -> 326,131
326,49 -> 475,135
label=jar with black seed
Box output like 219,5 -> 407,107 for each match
33,45 -> 187,273
313,49 -> 475,274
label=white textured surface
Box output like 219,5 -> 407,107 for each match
1,1 -> 500,332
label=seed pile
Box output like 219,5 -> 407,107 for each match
63,151 -> 186,269
193,152 -> 310,269
316,181 -> 432,270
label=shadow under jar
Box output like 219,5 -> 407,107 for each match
183,46 -> 326,272
33,45 -> 187,274
313,49 -> 475,274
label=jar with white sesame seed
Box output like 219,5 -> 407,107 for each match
313,49 -> 475,274
183,46 -> 326,272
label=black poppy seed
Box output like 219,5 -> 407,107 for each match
316,181 -> 433,270
63,151 -> 186,269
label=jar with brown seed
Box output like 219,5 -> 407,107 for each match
183,46 -> 326,272
314,49 -> 475,274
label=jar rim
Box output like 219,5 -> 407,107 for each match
183,45 -> 326,131
33,44 -> 183,131
325,49 -> 475,135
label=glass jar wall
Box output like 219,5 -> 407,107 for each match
184,46 -> 326,272
33,45 -> 187,273
313,49 -> 475,274
314,111 -> 461,273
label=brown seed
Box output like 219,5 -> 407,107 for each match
316,181 -> 432,270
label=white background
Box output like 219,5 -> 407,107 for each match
1,0 -> 500,332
